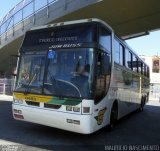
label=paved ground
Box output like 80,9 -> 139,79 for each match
0,95 -> 160,151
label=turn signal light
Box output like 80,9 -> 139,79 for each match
73,107 -> 80,112
83,107 -> 90,113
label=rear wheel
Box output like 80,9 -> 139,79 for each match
139,96 -> 146,111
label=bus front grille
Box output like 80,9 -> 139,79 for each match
44,103 -> 61,109
26,101 -> 40,107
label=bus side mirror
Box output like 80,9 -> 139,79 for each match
97,52 -> 103,76
103,52 -> 111,74
97,52 -> 111,76
9,55 -> 19,77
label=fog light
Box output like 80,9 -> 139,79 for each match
73,120 -> 80,125
13,109 -> 22,114
14,114 -> 24,119
66,119 -> 80,125
66,106 -> 72,111
66,119 -> 73,123
73,107 -> 80,112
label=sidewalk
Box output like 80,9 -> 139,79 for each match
0,94 -> 13,101
147,99 -> 160,107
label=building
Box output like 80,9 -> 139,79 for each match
140,55 -> 160,100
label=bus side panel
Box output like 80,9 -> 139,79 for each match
111,64 -> 141,119
92,90 -> 115,131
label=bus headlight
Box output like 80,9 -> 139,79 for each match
81,99 -> 93,115
66,106 -> 80,112
13,99 -> 23,104
73,107 -> 80,112
66,106 -> 72,111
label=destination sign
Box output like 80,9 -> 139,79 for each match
22,24 -> 97,50
39,36 -> 78,43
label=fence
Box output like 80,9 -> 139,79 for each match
0,78 -> 14,95
0,0 -> 59,44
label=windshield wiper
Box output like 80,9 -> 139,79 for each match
24,74 -> 36,94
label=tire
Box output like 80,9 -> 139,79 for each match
108,103 -> 118,131
139,97 -> 145,111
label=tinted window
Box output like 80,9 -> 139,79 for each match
141,63 -> 144,75
125,49 -> 132,69
99,27 -> 111,52
132,55 -> 138,72
95,51 -> 111,102
138,60 -> 142,73
119,44 -> 124,65
114,39 -> 119,63
147,66 -> 150,77
44,48 -> 94,99
144,64 -> 147,76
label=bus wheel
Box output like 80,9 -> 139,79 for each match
108,102 -> 118,131
139,97 -> 145,111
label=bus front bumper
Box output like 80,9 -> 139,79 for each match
12,103 -> 95,134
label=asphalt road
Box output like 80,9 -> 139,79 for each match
0,99 -> 160,151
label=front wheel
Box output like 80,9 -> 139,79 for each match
108,103 -> 118,131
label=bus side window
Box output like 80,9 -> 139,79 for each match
141,63 -> 144,75
132,55 -> 138,72
114,39 -> 120,64
125,49 -> 132,69
147,66 -> 150,78
119,44 -> 125,66
138,60 -> 141,73
95,51 -> 111,102
99,26 -> 111,52
144,64 -> 147,76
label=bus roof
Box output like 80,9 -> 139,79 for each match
30,18 -> 113,32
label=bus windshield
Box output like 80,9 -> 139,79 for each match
15,48 -> 94,99
44,48 -> 94,98
15,51 -> 47,94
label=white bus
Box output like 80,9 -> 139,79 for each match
13,18 -> 149,134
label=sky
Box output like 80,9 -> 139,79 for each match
0,0 -> 160,57
126,30 -> 160,56
0,0 -> 22,20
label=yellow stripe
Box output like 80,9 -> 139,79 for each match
139,76 -> 142,98
13,92 -> 53,103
